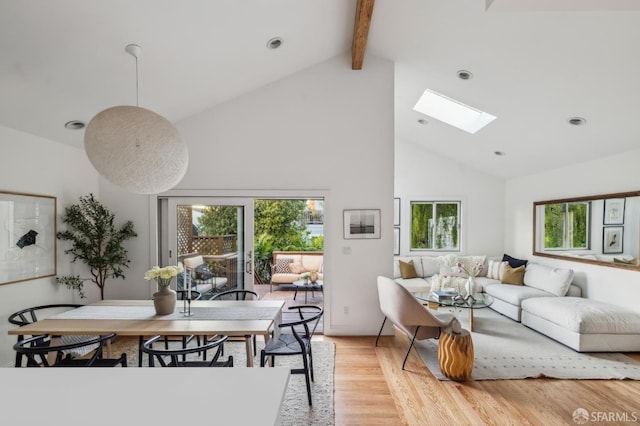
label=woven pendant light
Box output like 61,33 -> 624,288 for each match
84,44 -> 188,194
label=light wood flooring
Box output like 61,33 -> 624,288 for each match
256,285 -> 640,425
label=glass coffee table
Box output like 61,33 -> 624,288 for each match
413,292 -> 494,332
292,279 -> 323,303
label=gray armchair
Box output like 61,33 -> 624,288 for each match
375,275 -> 461,369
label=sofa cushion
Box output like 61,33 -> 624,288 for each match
501,265 -> 525,285
485,283 -> 555,306
289,262 -> 305,274
395,277 -> 431,293
301,255 -> 323,272
502,253 -> 528,268
522,297 -> 640,334
399,260 -> 419,279
440,254 -> 486,278
420,256 -> 442,277
271,273 -> 303,284
523,263 -> 574,296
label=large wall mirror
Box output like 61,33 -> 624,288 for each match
533,190 -> 640,271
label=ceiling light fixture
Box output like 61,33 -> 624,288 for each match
417,119 -> 428,125
84,44 -> 188,194
65,120 -> 85,130
568,117 -> 586,126
494,151 -> 505,156
267,37 -> 283,49
413,88 -> 496,134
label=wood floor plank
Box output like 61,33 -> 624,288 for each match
258,286 -> 640,425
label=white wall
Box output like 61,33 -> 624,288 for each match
0,125 -> 99,367
505,148 -> 640,311
101,53 -> 396,335
394,141 -> 506,257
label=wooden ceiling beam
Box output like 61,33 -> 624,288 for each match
352,0 -> 375,70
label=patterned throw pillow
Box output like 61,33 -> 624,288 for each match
274,258 -> 293,274
194,263 -> 214,281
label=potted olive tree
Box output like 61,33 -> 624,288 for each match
56,194 -> 137,299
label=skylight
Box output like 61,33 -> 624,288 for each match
413,88 -> 496,134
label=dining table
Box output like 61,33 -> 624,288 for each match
8,299 -> 285,367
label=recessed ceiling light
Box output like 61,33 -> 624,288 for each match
267,37 -> 283,49
417,119 -> 428,125
457,70 -> 473,80
494,151 -> 506,156
65,120 -> 85,130
568,117 -> 586,126
413,88 -> 497,134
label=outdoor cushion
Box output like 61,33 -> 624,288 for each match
301,255 -> 323,272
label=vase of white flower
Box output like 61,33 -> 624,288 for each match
145,265 -> 182,315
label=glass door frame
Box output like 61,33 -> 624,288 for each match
166,197 -> 254,292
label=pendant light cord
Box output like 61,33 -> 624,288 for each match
135,54 -> 139,107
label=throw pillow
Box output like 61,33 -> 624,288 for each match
487,260 -> 508,280
274,258 -> 293,274
502,253 -> 528,268
289,262 -> 305,274
429,274 -> 468,295
501,264 -> 525,285
194,263 -> 214,281
399,260 -> 419,279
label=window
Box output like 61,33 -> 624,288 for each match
410,201 -> 460,251
544,202 -> 590,250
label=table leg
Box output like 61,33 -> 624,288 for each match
469,309 -> 474,332
245,336 -> 253,367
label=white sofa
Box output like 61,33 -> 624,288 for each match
392,254 -> 640,352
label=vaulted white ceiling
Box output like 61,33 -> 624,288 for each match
1,0 -> 639,180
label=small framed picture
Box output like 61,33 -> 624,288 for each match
603,226 -> 623,254
604,198 -> 625,225
393,198 -> 401,226
394,227 -> 400,255
343,209 -> 381,239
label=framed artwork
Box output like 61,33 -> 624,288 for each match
603,198 -> 625,225
0,191 -> 57,285
394,227 -> 400,255
393,198 -> 401,226
343,209 -> 381,239
603,226 -> 623,254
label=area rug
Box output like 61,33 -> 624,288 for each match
415,307 -> 640,381
109,337 -> 335,425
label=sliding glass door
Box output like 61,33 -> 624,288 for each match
167,197 -> 254,292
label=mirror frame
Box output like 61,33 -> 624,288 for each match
533,190 -> 640,271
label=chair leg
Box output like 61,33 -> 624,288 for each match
375,317 -> 387,346
301,352 -> 313,405
402,327 -> 420,370
138,336 -> 144,367
308,346 -> 315,382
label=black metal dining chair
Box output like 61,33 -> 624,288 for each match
13,333 -> 127,367
260,305 -> 323,405
210,289 -> 260,356
8,304 -> 92,367
141,334 -> 233,367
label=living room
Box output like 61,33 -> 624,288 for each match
1,1 -> 640,423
